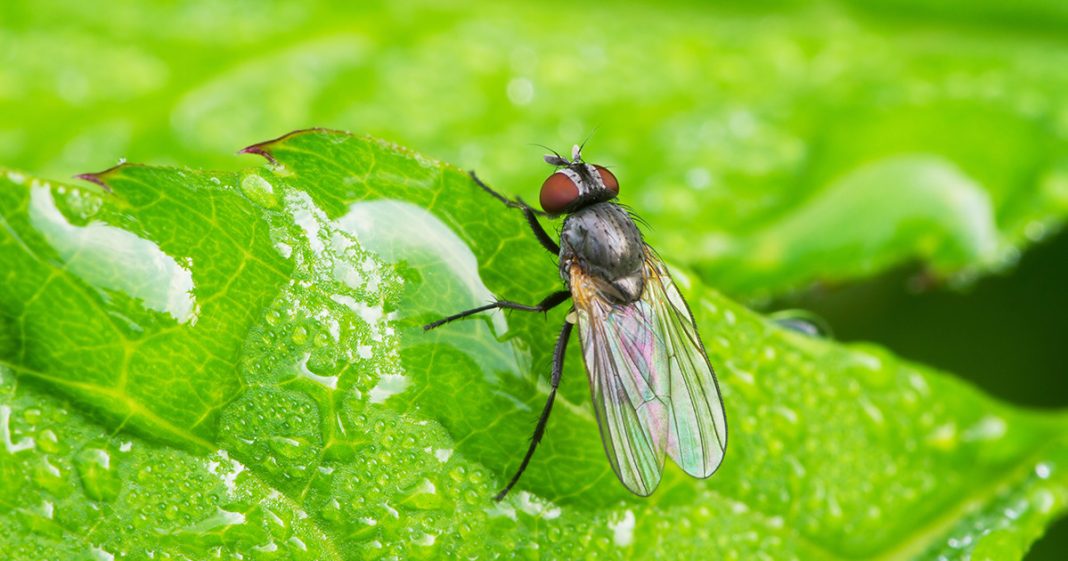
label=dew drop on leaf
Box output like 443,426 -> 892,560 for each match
74,444 -> 121,502
240,173 -> 278,208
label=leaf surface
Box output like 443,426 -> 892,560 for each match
1,130 -> 1066,559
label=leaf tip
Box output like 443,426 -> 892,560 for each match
73,172 -> 108,189
239,127 -> 355,165
73,163 -> 131,193
238,142 -> 278,165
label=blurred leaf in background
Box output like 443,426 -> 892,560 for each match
1,0 -> 1066,558
3,0 -> 1067,297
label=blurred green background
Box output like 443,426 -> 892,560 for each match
1,0 -> 1066,557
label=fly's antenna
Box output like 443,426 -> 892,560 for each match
532,143 -> 562,158
574,127 -> 599,162
534,143 -> 571,167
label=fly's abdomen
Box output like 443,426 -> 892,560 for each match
560,203 -> 645,303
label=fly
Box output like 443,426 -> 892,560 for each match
424,144 -> 727,500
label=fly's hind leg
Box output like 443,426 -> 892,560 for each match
494,319 -> 574,501
423,290 -> 570,331
469,171 -> 560,255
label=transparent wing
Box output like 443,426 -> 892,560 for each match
571,265 -> 669,496
570,247 -> 726,495
641,247 -> 727,478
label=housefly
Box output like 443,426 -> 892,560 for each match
424,145 -> 727,500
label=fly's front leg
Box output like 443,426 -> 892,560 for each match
495,319 -> 574,501
423,291 -> 570,331
469,171 -> 560,255
469,170 -> 545,215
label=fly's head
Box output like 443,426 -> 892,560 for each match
539,144 -> 619,216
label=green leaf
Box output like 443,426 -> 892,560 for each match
3,1 -> 1068,299
1,130 -> 1066,559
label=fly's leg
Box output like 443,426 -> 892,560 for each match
469,170 -> 545,215
469,171 -> 560,255
519,206 -> 561,255
495,320 -> 573,501
423,291 -> 570,331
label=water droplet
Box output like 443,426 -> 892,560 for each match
771,405 -> 798,425
28,187 -> 199,324
241,173 -> 278,208
269,436 -> 311,460
400,478 -> 445,511
33,456 -> 66,495
291,325 -> 309,345
320,498 -> 343,522
1,405 -> 36,453
22,407 -> 42,424
926,422 -> 959,451
75,444 -> 121,501
858,398 -> 885,426
297,353 -> 339,390
963,415 -> 1006,442
448,466 -> 467,482
610,506 -> 632,547
1032,488 -> 1057,514
17,500 -> 63,536
367,374 -> 410,404
288,536 -> 310,557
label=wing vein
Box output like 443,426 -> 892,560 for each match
570,246 -> 727,494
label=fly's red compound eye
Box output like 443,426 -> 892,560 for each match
540,172 -> 580,214
595,165 -> 619,195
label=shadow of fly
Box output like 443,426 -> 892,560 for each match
424,145 -> 727,500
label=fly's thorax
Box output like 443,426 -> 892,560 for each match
560,202 -> 645,304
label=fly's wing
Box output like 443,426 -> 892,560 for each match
570,247 -> 726,495
641,247 -> 727,478
570,265 -> 669,496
